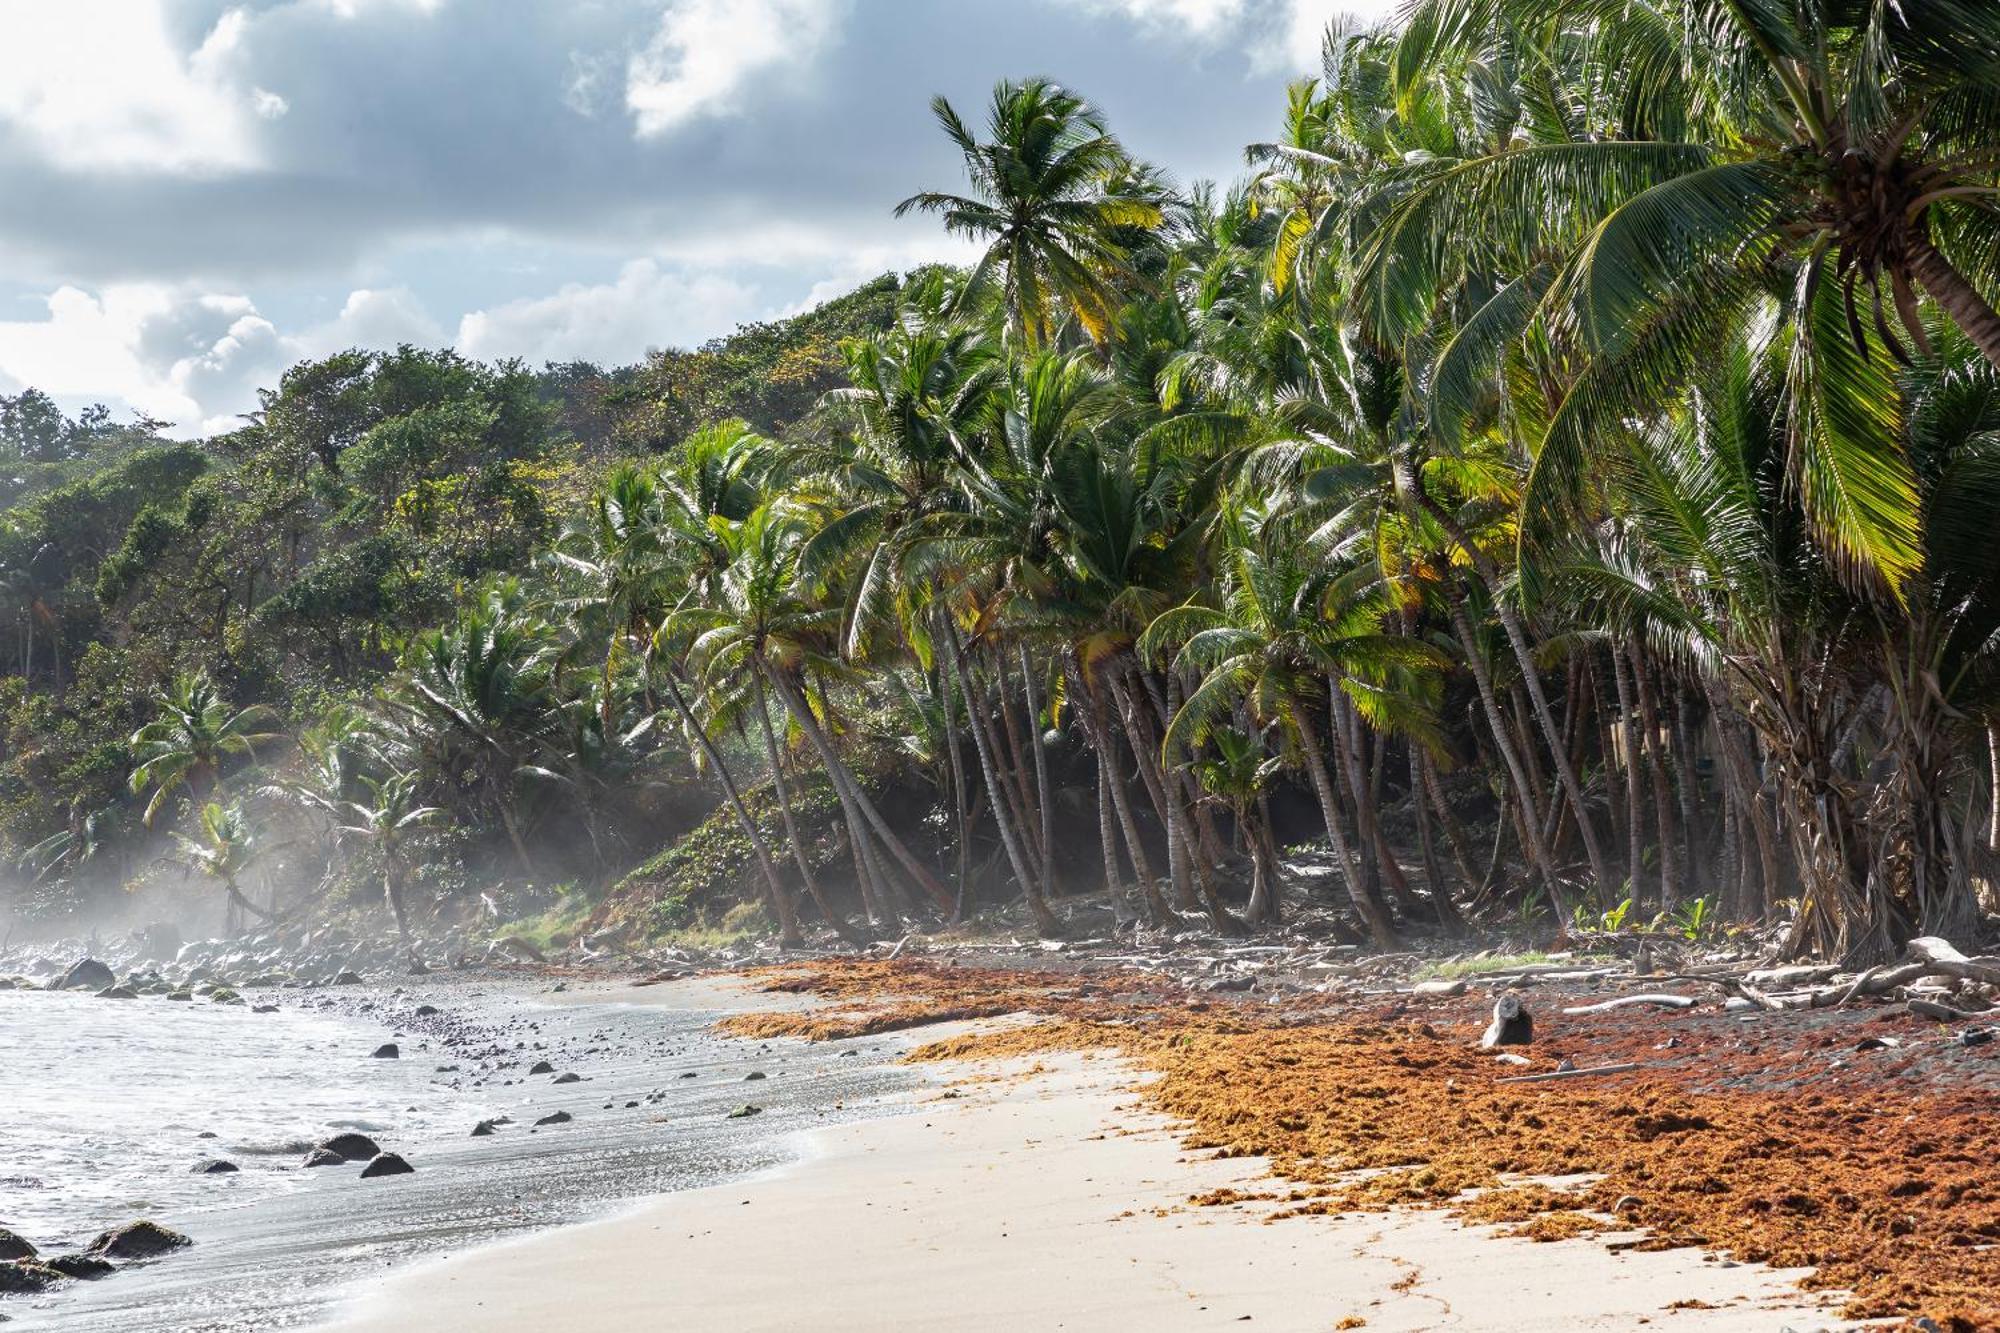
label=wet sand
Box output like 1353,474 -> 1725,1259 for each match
319,1040 -> 1859,1332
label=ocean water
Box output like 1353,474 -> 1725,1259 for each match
2,979 -> 918,1331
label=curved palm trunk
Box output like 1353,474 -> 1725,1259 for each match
382,852 -> 416,963
1295,717 -> 1397,947
662,674 -> 805,947
1409,746 -> 1464,932
1611,645 -> 1647,903
1906,236 -> 2000,372
747,672 -> 865,946
938,623 -> 974,921
1628,642 -> 1680,910
764,668 -> 954,915
1333,684 -> 1412,913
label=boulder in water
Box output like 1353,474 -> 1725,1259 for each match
0,1260 -> 64,1294
371,1044 -> 399,1059
469,1120 -> 498,1138
316,1133 -> 380,1162
534,1111 -> 571,1126
96,985 -> 138,1000
359,1153 -> 414,1179
166,990 -> 193,1002
413,1004 -> 439,1017
551,1071 -> 580,1084
57,959 -> 114,991
44,1254 -> 114,1280
190,1158 -> 239,1175
86,1220 -> 192,1261
0,1228 -> 35,1262
302,1147 -> 345,1169
334,971 -> 363,986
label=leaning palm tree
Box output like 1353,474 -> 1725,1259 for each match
896,78 -> 1165,348
1377,0 -> 2000,590
129,670 -> 284,827
171,801 -> 270,937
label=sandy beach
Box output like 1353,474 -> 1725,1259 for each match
320,1011 -> 1857,1332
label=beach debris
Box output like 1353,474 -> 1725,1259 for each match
371,1043 -> 400,1059
1411,978 -> 1467,998
316,1133 -> 381,1162
302,1148 -> 345,1168
0,1260 -> 65,1293
1496,1062 -> 1642,1085
359,1153 -> 415,1179
43,1255 -> 114,1280
552,1071 -> 581,1084
1479,994 -> 1532,1048
0,1230 -> 34,1262
1559,994 -> 1697,1015
189,1159 -> 238,1175
728,1104 -> 763,1119
534,1111 -> 572,1126
1907,998 -> 1991,1023
86,1220 -> 191,1261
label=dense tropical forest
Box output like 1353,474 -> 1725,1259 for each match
7,0 -> 2000,966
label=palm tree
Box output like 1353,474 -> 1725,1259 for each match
172,801 -> 271,936
332,771 -> 440,964
1144,536 -> 1442,946
897,78 -> 1165,348
1192,724 -> 1287,925
129,670 -> 284,827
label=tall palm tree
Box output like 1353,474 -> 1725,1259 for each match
129,670 -> 284,827
897,78 -> 1165,348
331,770 -> 440,964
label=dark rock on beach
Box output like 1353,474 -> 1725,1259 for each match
57,959 -> 114,991
316,1133 -> 381,1162
0,1261 -> 63,1294
358,1153 -> 414,1179
551,1071 -> 580,1084
371,1043 -> 399,1059
95,985 -> 138,1000
0,1231 -> 34,1263
87,1220 -> 191,1261
190,1158 -> 239,1175
43,1255 -> 114,1280
302,1148 -> 345,1168
528,1059 -> 555,1075
534,1111 -> 571,1126
470,1119 -> 497,1137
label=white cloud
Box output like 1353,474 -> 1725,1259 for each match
626,0 -> 845,137
1058,0 -> 1247,35
1262,1 -> 1400,70
252,88 -> 291,120
0,2 -> 272,174
0,282 -> 448,436
457,259 -> 762,365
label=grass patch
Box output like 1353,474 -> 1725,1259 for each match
496,887 -> 598,954
1414,952 -> 1615,980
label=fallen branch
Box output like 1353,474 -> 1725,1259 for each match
1560,995 -> 1697,1015
1907,937 -> 2000,988
1496,1062 -> 1642,1085
1907,997 -> 1993,1023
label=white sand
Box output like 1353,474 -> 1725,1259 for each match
317,1041 -> 1859,1332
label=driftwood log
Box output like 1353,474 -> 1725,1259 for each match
1560,994 -> 1697,1015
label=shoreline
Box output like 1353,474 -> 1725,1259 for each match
314,1036 -> 1857,1332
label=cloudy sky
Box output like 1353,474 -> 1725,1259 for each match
0,0 -> 1390,437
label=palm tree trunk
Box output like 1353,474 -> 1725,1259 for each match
948,632 -> 1058,934
1443,578 -> 1568,918
1083,675 -> 1174,926
1419,750 -> 1481,893
1396,456 -> 1612,894
1019,645 -> 1059,905
1109,668 -> 1199,912
938,621 -> 974,920
765,668 -> 953,914
1905,235 -> 2000,372
383,859 -> 415,962
749,672 -> 863,945
1296,717 -> 1397,947
1628,641 -> 1680,909
1611,642 -> 1646,903
664,674 -> 806,947
1410,744 -> 1464,931
1334,685 -> 1414,911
